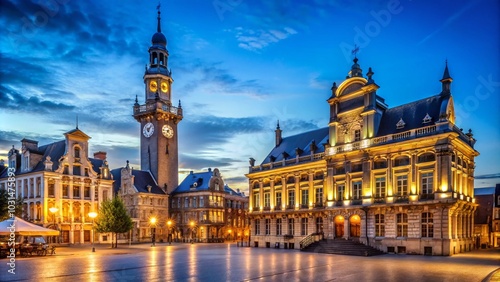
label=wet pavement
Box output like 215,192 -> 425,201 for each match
1,243 -> 499,281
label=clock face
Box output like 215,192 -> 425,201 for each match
162,124 -> 174,139
149,81 -> 158,92
143,122 -> 154,138
161,82 -> 169,93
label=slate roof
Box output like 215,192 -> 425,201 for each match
173,170 -> 244,196
260,92 -> 451,165
262,127 -> 329,165
110,168 -> 165,195
0,140 -> 102,178
377,94 -> 446,136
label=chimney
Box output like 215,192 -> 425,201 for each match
93,151 -> 107,160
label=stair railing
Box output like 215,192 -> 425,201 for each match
299,233 -> 315,250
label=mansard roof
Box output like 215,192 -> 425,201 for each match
261,127 -> 329,165
0,139 -> 102,178
174,169 -> 244,196
110,168 -> 165,195
377,93 -> 445,136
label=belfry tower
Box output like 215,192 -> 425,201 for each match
133,6 -> 182,194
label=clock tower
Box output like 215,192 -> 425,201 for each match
133,7 -> 182,194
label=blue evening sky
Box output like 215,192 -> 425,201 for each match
1,0 -> 499,190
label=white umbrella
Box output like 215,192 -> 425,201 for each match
0,217 -> 59,236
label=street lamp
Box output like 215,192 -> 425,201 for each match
150,217 -> 157,247
190,221 -> 195,244
167,220 -> 172,245
88,211 -> 97,252
49,207 -> 58,244
228,229 -> 232,241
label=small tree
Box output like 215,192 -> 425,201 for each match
0,189 -> 23,221
95,197 -> 133,248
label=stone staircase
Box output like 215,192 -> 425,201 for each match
301,238 -> 385,256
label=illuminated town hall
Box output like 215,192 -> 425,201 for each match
247,58 -> 478,256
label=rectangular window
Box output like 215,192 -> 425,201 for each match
73,185 -> 80,198
316,217 -> 323,233
264,192 -> 270,207
255,219 -> 260,235
48,183 -> 55,197
354,129 -> 361,141
337,184 -> 345,201
265,219 -> 270,235
352,181 -> 362,200
73,165 -> 81,176
200,197 -> 204,207
301,189 -> 308,207
185,197 -> 189,208
102,189 -> 109,201
396,175 -> 408,196
288,218 -> 294,235
375,177 -> 386,198
375,214 -> 385,237
288,190 -> 295,207
192,197 -> 197,208
62,184 -> 69,198
421,172 -> 434,194
421,212 -> 434,238
315,187 -> 323,205
84,185 -> 90,198
275,192 -> 282,207
397,213 -> 408,237
253,193 -> 260,209
301,218 -> 308,236
276,218 -> 282,235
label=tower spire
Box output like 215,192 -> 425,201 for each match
156,3 -> 162,32
440,60 -> 453,94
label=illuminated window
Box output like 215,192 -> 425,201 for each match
264,192 -> 270,207
375,177 -> 386,198
288,190 -> 295,207
275,192 -> 282,207
301,218 -> 308,236
421,212 -> 433,238
301,189 -> 309,206
352,181 -> 362,200
73,185 -> 80,198
337,184 -> 345,201
375,214 -> 385,237
276,218 -> 282,235
62,184 -> 69,198
421,172 -> 434,195
396,175 -> 408,196
253,193 -> 260,209
315,187 -> 323,205
396,213 -> 408,237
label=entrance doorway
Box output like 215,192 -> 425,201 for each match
334,215 -> 344,238
349,215 -> 361,237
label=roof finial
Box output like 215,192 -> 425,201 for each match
351,44 -> 359,58
76,114 -> 79,129
156,2 -> 162,33
277,120 -> 280,130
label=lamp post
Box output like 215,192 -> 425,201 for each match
88,211 -> 97,252
228,229 -> 232,242
49,207 -> 58,244
150,217 -> 157,247
167,220 -> 172,245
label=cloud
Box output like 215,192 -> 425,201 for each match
179,154 -> 240,171
0,85 -> 75,114
176,59 -> 267,97
233,26 -> 297,51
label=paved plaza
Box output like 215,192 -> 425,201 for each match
1,243 -> 499,282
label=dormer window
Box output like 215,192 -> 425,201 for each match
423,113 -> 432,124
74,147 -> 80,159
396,118 -> 406,129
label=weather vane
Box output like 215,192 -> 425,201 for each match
352,44 -> 359,58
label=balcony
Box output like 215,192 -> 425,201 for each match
286,205 -> 295,210
334,201 -> 343,207
249,153 -> 324,172
351,199 -> 362,205
263,206 -> 271,211
395,195 -> 409,203
314,202 -> 324,209
134,102 -> 183,118
419,193 -> 435,201
373,197 -> 386,204
300,204 -> 309,209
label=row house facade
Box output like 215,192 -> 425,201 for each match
0,128 -> 114,244
247,58 -> 478,255
170,168 -> 249,242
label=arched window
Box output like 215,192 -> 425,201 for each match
418,153 -> 435,163
394,156 -> 410,166
373,159 -> 387,169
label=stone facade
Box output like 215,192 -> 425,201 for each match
247,59 -> 478,255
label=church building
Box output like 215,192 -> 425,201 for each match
247,58 -> 478,256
